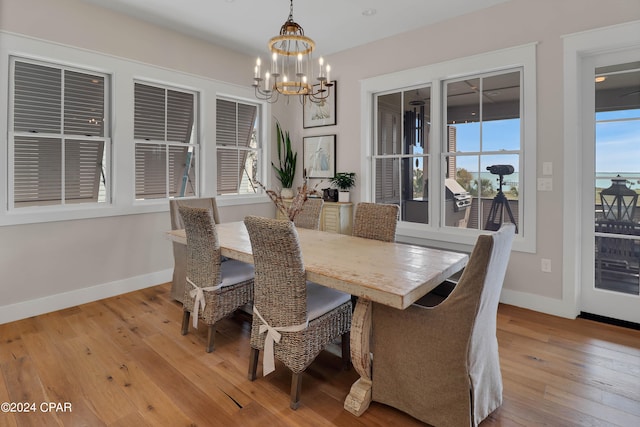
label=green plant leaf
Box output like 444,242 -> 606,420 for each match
272,120 -> 297,188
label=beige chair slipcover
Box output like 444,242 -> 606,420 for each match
371,223 -> 516,427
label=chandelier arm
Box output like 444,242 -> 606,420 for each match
252,0 -> 331,105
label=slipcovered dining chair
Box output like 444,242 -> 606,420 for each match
371,223 -> 515,427
244,216 -> 352,410
170,197 -> 221,303
352,202 -> 399,242
179,206 -> 254,353
293,198 -> 324,230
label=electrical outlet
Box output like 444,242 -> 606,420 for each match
541,258 -> 552,273
537,178 -> 553,191
543,162 -> 553,175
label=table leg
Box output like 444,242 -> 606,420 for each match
344,298 -> 372,416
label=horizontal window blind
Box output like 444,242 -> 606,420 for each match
13,61 -> 62,134
134,82 -> 197,199
64,71 -> 105,137
14,137 -> 62,205
11,58 -> 108,208
216,99 -> 257,195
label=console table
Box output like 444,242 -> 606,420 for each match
277,200 -> 353,235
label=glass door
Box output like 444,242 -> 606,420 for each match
581,51 -> 640,324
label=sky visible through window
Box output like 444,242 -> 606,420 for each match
596,110 -> 640,169
450,118 -> 520,194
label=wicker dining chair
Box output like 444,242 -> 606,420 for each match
352,202 -> 399,242
244,215 -> 352,409
293,198 -> 324,230
170,197 -> 221,303
179,205 -> 254,353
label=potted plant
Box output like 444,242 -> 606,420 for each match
272,121 -> 297,198
330,172 -> 356,203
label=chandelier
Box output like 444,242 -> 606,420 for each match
252,0 -> 333,104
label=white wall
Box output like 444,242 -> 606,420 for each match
301,0 -> 640,317
0,0 -> 277,323
1,0 -> 639,323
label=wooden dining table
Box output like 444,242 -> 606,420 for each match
167,221 -> 468,416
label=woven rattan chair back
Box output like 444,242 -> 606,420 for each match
178,205 -> 254,352
244,215 -> 352,410
180,206 -> 222,289
169,197 -> 220,302
293,198 -> 324,230
244,216 -> 307,327
170,197 -> 220,229
352,202 -> 399,242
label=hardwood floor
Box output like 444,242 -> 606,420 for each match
1,283 -> 639,426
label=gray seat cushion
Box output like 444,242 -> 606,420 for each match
306,281 -> 351,321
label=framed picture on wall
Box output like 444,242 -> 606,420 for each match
303,81 -> 337,128
303,135 -> 336,179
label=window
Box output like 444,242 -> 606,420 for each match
375,87 -> 431,224
366,44 -> 536,250
216,98 -> 260,195
134,82 -> 198,200
9,58 -> 110,208
443,70 -> 521,232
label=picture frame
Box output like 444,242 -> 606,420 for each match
303,135 -> 336,179
303,81 -> 337,128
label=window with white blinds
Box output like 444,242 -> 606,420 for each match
134,82 -> 197,200
10,58 -> 109,208
216,99 -> 260,195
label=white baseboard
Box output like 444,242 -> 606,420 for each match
0,269 -> 173,325
500,288 -> 579,319
0,270 -> 577,325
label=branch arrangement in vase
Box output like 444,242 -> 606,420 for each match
256,180 -> 321,221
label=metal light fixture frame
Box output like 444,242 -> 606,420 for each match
253,0 -> 333,104
600,175 -> 638,222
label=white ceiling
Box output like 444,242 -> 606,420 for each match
82,0 -> 510,57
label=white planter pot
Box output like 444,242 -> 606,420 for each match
338,191 -> 350,203
280,187 -> 294,199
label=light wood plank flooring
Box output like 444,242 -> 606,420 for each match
1,283 -> 639,426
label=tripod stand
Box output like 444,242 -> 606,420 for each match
485,173 -> 518,233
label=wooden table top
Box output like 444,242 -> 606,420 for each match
167,221 -> 468,310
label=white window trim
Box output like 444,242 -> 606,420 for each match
361,43 -> 537,253
562,20 -> 640,319
0,31 -> 270,226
